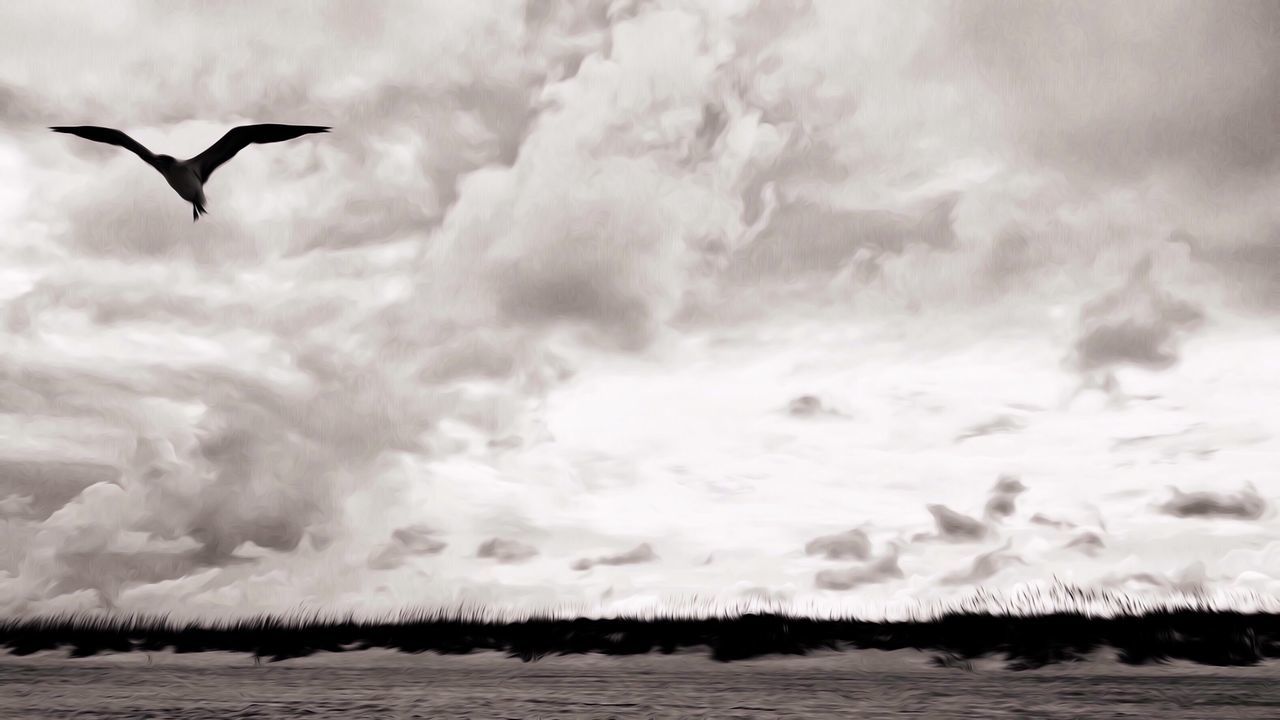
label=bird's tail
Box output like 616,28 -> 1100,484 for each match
192,201 -> 208,223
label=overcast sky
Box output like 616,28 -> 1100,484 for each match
1,0 -> 1279,618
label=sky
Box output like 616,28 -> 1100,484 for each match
1,0 -> 1279,619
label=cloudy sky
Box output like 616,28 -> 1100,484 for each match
1,0 -> 1279,619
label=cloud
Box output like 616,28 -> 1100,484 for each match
391,525 -> 447,554
0,82 -> 43,124
47,549 -> 209,607
1,0 -> 1279,616
0,494 -> 34,516
949,0 -> 1280,183
955,415 -> 1025,443
814,549 -> 904,591
0,459 -> 118,521
983,474 -> 1026,522
729,196 -> 958,286
991,475 -> 1027,495
1070,258 -> 1205,375
1110,422 -> 1269,461
1109,562 -> 1210,596
1064,532 -> 1105,556
788,395 -> 824,417
571,543 -> 658,571
920,504 -> 989,543
1158,487 -> 1267,521
1189,234 -> 1280,307
477,538 -> 539,564
804,528 -> 871,560
1030,514 -> 1076,531
786,394 -> 844,418
941,541 -> 1025,585
12,1 -> 542,256
0,0 -> 771,610
368,525 -> 447,571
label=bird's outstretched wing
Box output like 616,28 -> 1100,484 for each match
49,126 -> 160,170
191,124 -> 329,180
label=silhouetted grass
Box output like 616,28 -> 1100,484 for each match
4,584 -> 1280,669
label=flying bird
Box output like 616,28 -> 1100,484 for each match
50,124 -> 330,222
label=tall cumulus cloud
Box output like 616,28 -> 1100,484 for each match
1,0 -> 1279,616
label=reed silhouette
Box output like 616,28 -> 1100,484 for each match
4,585 -> 1279,669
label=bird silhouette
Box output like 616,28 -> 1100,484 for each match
50,124 -> 330,222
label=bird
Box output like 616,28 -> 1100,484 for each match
50,124 -> 330,222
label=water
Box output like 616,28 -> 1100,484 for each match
3,648 -> 1278,718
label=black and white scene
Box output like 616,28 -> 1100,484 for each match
2,1 -> 1279,717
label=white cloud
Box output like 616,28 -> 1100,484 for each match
0,0 -> 1278,617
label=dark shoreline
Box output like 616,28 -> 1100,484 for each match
4,609 -> 1279,668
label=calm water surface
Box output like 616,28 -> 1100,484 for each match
3,649 -> 1279,718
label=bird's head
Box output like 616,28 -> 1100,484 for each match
154,154 -> 176,168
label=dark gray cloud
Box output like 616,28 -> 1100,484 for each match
1158,487 -> 1267,521
368,525 -> 447,571
1064,531 -> 1105,556
728,196 -> 957,286
571,543 -> 658,571
487,435 -> 524,452
921,504 -> 989,542
814,550 -> 904,591
991,475 -> 1026,495
981,228 -> 1042,291
47,550 -> 210,607
983,474 -> 1026,522
804,528 -> 871,561
392,525 -> 447,555
787,394 -> 843,418
788,394 -> 823,417
0,459 -> 118,521
477,537 -> 539,564
941,542 -> 1025,585
1071,258 -> 1205,375
982,496 -> 1015,522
